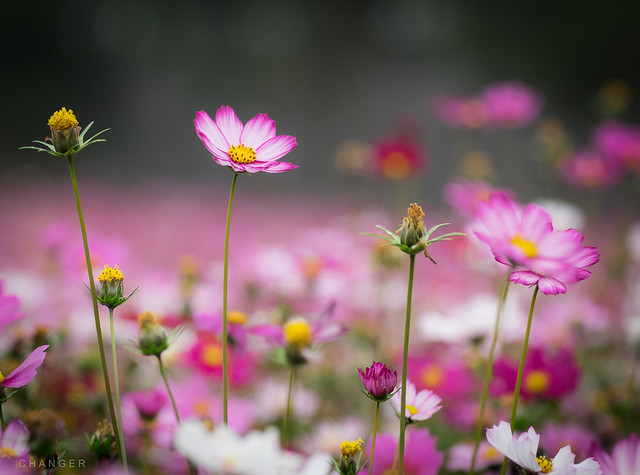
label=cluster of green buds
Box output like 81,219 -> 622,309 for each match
20,107 -> 109,158
96,265 -> 137,309
330,438 -> 367,475
364,203 -> 465,262
86,419 -> 116,461
137,311 -> 170,357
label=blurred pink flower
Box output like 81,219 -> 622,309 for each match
391,380 -> 442,422
492,347 -> 580,401
0,419 -> 30,463
480,81 -> 543,129
590,433 -> 640,475
406,354 -> 476,400
129,387 -> 167,421
447,440 -> 503,472
541,422 -> 597,461
433,96 -> 488,129
473,194 -> 599,295
194,106 -> 298,174
443,180 -> 515,218
369,135 -> 425,181
1,345 -> 49,389
560,149 -> 621,189
366,428 -> 443,475
0,282 -> 21,332
594,120 -> 640,172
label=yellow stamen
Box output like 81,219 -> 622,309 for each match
340,438 -> 363,459
0,446 -> 17,459
381,151 -> 412,180
193,399 -> 210,416
138,311 -> 159,329
407,203 -> 425,226
525,370 -> 550,394
228,144 -> 257,164
228,310 -> 248,325
511,234 -> 538,258
201,343 -> 223,367
0,371 -> 4,383
420,364 -> 443,388
47,107 -> 78,131
405,404 -> 418,416
536,455 -> 554,473
97,265 -> 123,283
283,318 -> 313,348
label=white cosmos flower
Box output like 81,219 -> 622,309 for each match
486,421 -> 602,474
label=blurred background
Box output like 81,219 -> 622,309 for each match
3,0 -> 640,203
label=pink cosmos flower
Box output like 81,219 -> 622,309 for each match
594,120 -> 640,172
366,429 -> 443,475
487,421 -> 601,475
194,106 -> 298,174
590,433 -> 640,475
0,282 -> 21,332
433,96 -> 488,129
369,135 -> 425,181
473,194 -> 599,295
560,149 -> 621,189
0,419 -> 30,463
391,380 -> 442,422
447,440 -> 503,472
442,180 -> 515,218
1,345 -> 49,388
129,387 -> 167,421
480,81 -> 543,129
491,346 -> 580,401
358,361 -> 398,401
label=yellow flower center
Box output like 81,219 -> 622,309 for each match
340,438 -> 363,458
0,446 -> 17,459
0,371 -> 4,383
228,144 -> 257,164
283,318 -> 313,348
228,310 -> 248,325
138,311 -> 159,329
525,370 -> 550,394
381,151 -> 412,180
511,234 -> 538,258
405,404 -> 418,416
481,445 -> 500,458
98,265 -> 123,283
536,455 -> 554,473
193,399 -> 210,416
48,107 -> 78,131
420,364 -> 443,388
201,343 -> 223,367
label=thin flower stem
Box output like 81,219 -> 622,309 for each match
0,404 -> 5,430
67,157 -> 122,462
109,308 -> 128,472
283,366 -> 296,447
469,276 -> 511,475
369,402 -> 380,475
157,354 -> 181,424
500,284 -> 539,475
397,254 -> 416,475
222,172 -> 239,426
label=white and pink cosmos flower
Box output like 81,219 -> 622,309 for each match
487,421 -> 601,474
391,380 -> 442,422
472,194 -> 599,295
194,105 -> 297,174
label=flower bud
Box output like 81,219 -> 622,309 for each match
47,107 -> 81,155
358,361 -> 398,402
137,311 -> 169,356
87,419 -> 116,460
397,203 -> 426,248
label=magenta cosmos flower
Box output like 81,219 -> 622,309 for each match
590,433 -> 640,475
358,361 -> 398,401
0,345 -> 49,389
480,81 -> 543,129
473,194 -> 599,295
194,106 -> 298,173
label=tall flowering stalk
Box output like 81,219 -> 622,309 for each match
472,194 -> 599,475
358,361 -> 398,475
364,203 -> 463,474
194,105 -> 297,425
19,109 -> 124,461
95,265 -> 137,471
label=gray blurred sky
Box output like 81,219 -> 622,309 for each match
3,0 -> 640,201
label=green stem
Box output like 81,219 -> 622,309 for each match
67,157 -> 122,462
157,354 -> 181,424
469,276 -> 511,475
109,308 -> 127,472
500,284 -> 539,475
283,366 -> 296,447
0,404 -> 5,430
369,402 -> 380,475
397,254 -> 416,475
222,172 -> 239,426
